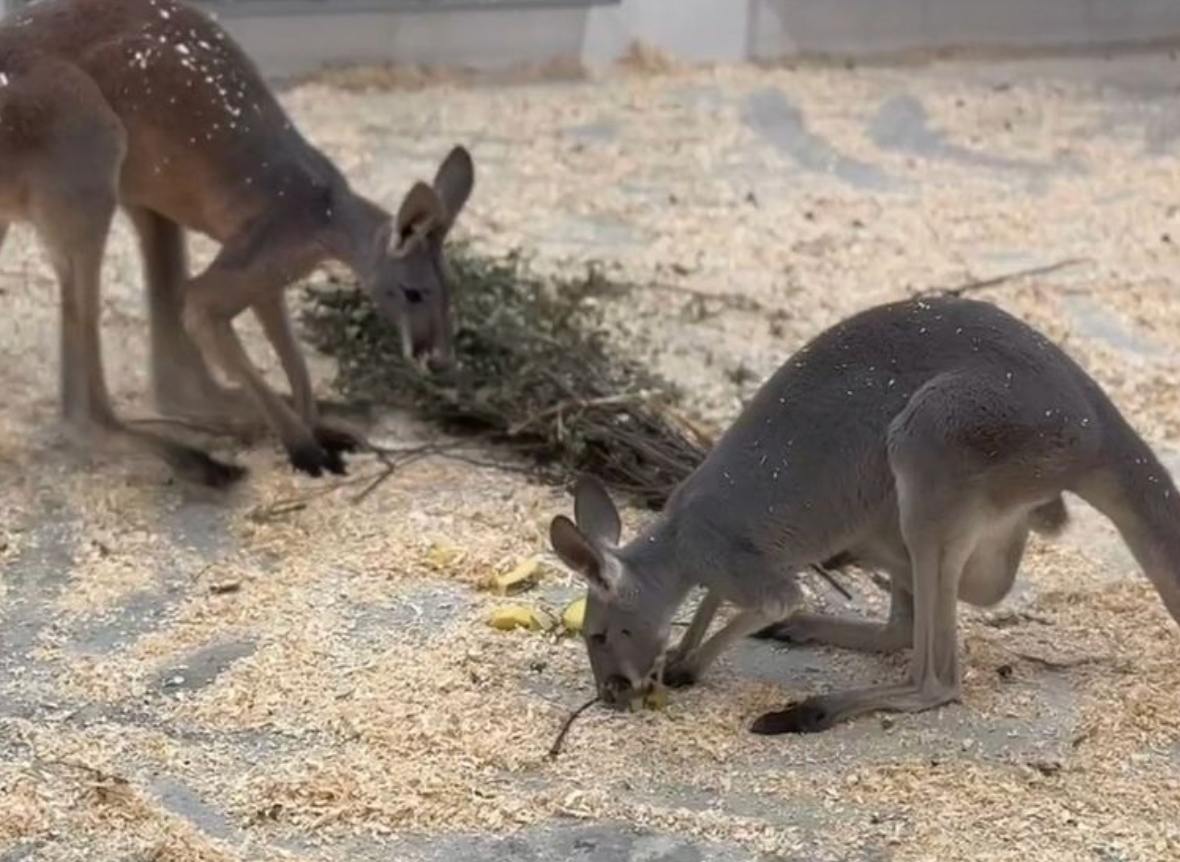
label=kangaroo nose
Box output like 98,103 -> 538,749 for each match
599,675 -> 632,706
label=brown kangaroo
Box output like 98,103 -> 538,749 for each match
550,296 -> 1180,733
0,0 -> 474,484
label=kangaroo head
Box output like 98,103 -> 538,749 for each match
367,145 -> 474,373
550,475 -> 672,707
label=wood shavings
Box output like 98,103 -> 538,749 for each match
1,58 -> 1180,861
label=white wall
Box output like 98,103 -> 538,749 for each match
746,0 -> 1180,60
581,0 -> 1180,68
218,0 -> 1180,79
222,4 -> 590,78
7,0 -> 1179,75
581,0 -> 748,67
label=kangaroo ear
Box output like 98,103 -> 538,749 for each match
573,474 -> 621,546
395,181 -> 444,247
550,515 -> 618,597
432,145 -> 474,234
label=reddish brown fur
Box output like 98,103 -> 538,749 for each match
0,0 -> 473,483
3,0 -> 339,240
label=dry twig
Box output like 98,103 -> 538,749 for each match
546,696 -> 599,760
36,757 -> 129,788
809,565 -> 852,600
914,257 -> 1091,299
994,642 -> 1110,670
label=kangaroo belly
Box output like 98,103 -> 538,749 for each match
957,509 -> 1033,607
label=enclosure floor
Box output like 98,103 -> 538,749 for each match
2,52 -> 1180,862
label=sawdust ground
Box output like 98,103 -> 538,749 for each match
1,55 -> 1179,861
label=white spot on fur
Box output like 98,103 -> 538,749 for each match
0,73 -> 8,87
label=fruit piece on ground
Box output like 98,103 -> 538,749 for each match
486,556 -> 541,595
487,604 -> 556,632
561,596 -> 586,634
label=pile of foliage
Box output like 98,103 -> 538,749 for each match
302,248 -> 709,508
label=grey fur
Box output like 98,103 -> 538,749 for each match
551,296 -> 1180,732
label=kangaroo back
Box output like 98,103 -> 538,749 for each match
1,0 -> 334,241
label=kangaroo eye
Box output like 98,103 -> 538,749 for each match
590,632 -> 607,645
404,288 -> 424,305
621,629 -> 632,638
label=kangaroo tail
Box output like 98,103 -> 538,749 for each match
1076,414 -> 1180,627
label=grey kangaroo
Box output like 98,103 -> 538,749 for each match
550,295 -> 1180,733
0,0 -> 473,484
